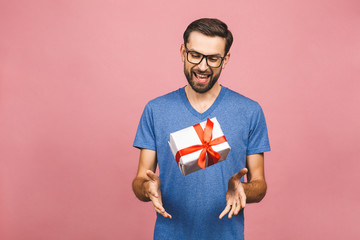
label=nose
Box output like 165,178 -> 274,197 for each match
198,57 -> 208,71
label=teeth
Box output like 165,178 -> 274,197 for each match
198,74 -> 208,78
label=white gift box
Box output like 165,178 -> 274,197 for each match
168,117 -> 231,176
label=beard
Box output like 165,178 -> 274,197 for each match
184,64 -> 221,94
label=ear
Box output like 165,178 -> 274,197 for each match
221,52 -> 231,69
180,44 -> 186,62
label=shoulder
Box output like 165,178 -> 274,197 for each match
146,88 -> 182,109
222,86 -> 262,112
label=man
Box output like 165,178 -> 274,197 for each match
132,18 -> 270,239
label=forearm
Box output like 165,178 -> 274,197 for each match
132,177 -> 151,202
242,179 -> 267,203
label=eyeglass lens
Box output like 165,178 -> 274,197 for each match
187,51 -> 223,68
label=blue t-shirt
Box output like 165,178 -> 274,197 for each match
133,86 -> 271,240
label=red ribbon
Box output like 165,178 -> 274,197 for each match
175,118 -> 227,169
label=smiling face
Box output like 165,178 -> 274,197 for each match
181,31 -> 230,93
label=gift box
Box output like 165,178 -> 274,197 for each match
168,117 -> 231,176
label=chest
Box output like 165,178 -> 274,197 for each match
153,110 -> 250,152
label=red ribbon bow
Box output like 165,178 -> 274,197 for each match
175,118 -> 227,169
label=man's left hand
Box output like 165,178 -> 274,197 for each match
219,168 -> 248,219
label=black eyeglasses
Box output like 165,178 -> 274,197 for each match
185,48 -> 225,68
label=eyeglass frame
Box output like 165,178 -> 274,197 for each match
184,46 -> 226,68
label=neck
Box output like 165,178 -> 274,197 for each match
185,83 -> 222,113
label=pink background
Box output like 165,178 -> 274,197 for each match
1,0 -> 359,239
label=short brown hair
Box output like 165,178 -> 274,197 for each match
183,18 -> 233,55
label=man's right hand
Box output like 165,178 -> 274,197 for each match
144,170 -> 172,219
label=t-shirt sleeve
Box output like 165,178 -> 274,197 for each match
247,103 -> 271,155
133,103 -> 156,151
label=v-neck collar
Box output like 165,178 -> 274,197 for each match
179,85 -> 227,120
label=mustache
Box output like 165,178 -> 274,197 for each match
192,69 -> 213,75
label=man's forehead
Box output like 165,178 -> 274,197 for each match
187,31 -> 226,55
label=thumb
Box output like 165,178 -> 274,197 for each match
239,168 -> 248,176
234,168 -> 248,180
146,170 -> 159,182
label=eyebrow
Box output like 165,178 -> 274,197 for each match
187,49 -> 222,57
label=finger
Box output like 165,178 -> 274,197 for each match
146,170 -> 159,181
219,203 -> 232,219
150,198 -> 171,219
154,208 -> 172,219
147,185 -> 159,198
154,207 -> 166,217
149,195 -> 165,213
234,199 -> 241,215
156,205 -> 171,219
239,187 -> 246,209
153,202 -> 165,213
241,197 -> 246,209
144,180 -> 158,198
228,200 -> 236,219
153,204 -> 165,215
163,211 -> 172,219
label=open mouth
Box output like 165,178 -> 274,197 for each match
193,72 -> 211,83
